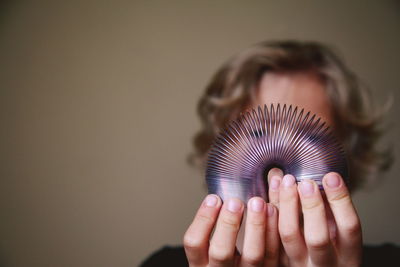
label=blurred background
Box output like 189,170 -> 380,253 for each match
0,1 -> 399,266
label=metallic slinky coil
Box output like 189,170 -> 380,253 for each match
205,104 -> 348,203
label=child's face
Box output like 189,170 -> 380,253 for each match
252,71 -> 335,128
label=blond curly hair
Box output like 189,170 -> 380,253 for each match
190,40 -> 392,190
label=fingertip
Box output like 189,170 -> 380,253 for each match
322,172 -> 344,191
226,197 -> 244,213
248,197 -> 266,213
268,167 -> 284,182
266,203 -> 275,217
203,194 -> 221,208
269,175 -> 281,191
298,179 -> 317,197
281,174 -> 296,188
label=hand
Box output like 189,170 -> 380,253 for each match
183,171 -> 362,267
183,194 -> 279,266
271,172 -> 362,267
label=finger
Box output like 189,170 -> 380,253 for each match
278,174 -> 306,263
278,247 -> 290,267
268,168 -> 283,208
323,173 -> 362,263
322,195 -> 338,244
183,194 -> 222,266
209,198 -> 244,267
264,204 -> 280,267
268,175 -> 282,209
268,168 -> 284,181
240,197 -> 267,267
298,179 -> 335,266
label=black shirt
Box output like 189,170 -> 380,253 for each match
140,244 -> 400,267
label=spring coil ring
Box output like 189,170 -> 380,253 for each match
205,104 -> 348,203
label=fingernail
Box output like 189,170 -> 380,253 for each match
270,177 -> 280,191
326,173 -> 341,188
282,175 -> 295,188
227,198 -> 242,213
250,198 -> 264,213
268,168 -> 283,179
267,204 -> 274,217
204,195 -> 218,207
299,180 -> 315,196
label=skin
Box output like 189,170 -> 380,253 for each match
183,72 -> 362,267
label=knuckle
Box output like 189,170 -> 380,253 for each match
329,191 -> 351,204
341,218 -> 361,237
242,253 -> 264,266
265,247 -> 279,260
220,217 -> 240,231
266,225 -> 278,234
302,200 -> 324,211
280,191 -> 297,202
209,245 -> 233,263
183,233 -> 202,250
307,237 -> 330,251
280,229 -> 299,244
248,218 -> 266,228
196,213 -> 214,225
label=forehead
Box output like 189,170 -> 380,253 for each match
252,72 -> 334,127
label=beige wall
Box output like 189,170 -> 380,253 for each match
0,1 -> 399,266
